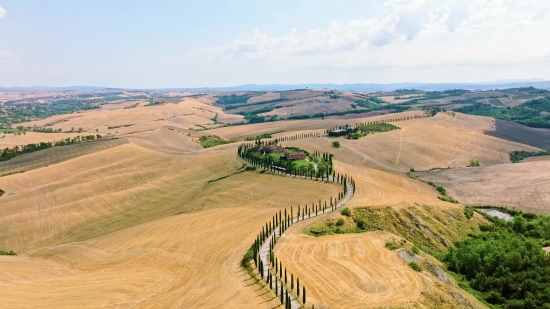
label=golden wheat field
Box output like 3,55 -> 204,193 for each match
1,98 -> 544,308
0,132 -> 342,308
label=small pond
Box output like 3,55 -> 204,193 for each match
478,209 -> 514,222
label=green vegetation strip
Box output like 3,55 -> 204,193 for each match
509,150 -> 550,163
244,131 -> 284,141
455,97 -> 550,128
198,135 -> 235,148
1,135 -> 102,162
0,250 -> 16,256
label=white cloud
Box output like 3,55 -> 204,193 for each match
186,0 -> 550,82
0,5 -> 6,18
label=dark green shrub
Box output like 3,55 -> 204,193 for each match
355,218 -> 366,229
341,207 -> 351,217
469,160 -> 480,167
336,218 -> 345,226
464,206 -> 474,219
385,242 -> 402,250
0,250 -> 16,256
438,196 -> 459,204
240,246 -> 254,268
478,223 -> 493,232
412,246 -> 420,254
408,262 -> 422,272
332,141 -> 340,148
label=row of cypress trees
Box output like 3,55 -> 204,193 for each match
252,132 -> 323,146
243,145 -> 356,308
326,113 -> 432,134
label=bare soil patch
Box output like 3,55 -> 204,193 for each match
485,119 -> 550,151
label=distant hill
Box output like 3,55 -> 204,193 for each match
0,86 -> 105,92
165,81 -> 550,92
1,80 -> 549,92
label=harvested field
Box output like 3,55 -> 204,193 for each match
414,161 -> 550,214
16,98 -> 244,135
274,232 -> 423,308
280,90 -> 324,100
247,92 -> 280,103
0,132 -> 81,149
275,228 -> 485,309
208,111 -> 424,141
485,119 -> 550,151
275,113 -> 538,172
0,136 -> 341,308
0,138 -> 129,175
260,98 -> 367,118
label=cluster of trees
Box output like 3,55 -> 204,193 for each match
350,123 -> 400,139
239,144 -> 336,179
445,213 -> 550,308
0,99 -> 101,128
215,94 -> 252,105
0,135 -> 102,162
509,150 -> 550,163
326,119 -> 407,139
198,135 -> 234,148
455,97 -> 550,128
236,105 -> 283,123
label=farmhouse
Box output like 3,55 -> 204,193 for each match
328,128 -> 350,137
284,150 -> 306,160
264,145 -> 284,154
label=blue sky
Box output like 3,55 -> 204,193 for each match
0,0 -> 549,88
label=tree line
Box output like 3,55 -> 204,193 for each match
0,135 -> 102,162
240,144 -> 355,308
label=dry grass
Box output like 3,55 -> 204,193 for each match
0,138 -> 128,175
247,92 -> 280,103
1,104 -> 542,308
208,111 -> 425,141
0,136 -> 341,308
414,161 -> 550,214
17,98 -> 244,135
0,132 -> 82,149
274,232 -> 423,308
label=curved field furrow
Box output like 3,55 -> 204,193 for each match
0,140 -> 341,308
274,233 -> 422,308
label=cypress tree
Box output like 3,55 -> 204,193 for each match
280,284 -> 284,304
297,278 -> 300,296
303,286 -> 306,304
279,261 -> 282,277
259,260 -> 264,278
285,290 -> 289,307
284,268 -> 287,284
291,273 -> 294,290
275,278 -> 278,296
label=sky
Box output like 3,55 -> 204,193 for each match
0,0 -> 549,88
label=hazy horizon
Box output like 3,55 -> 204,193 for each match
1,0 -> 549,88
